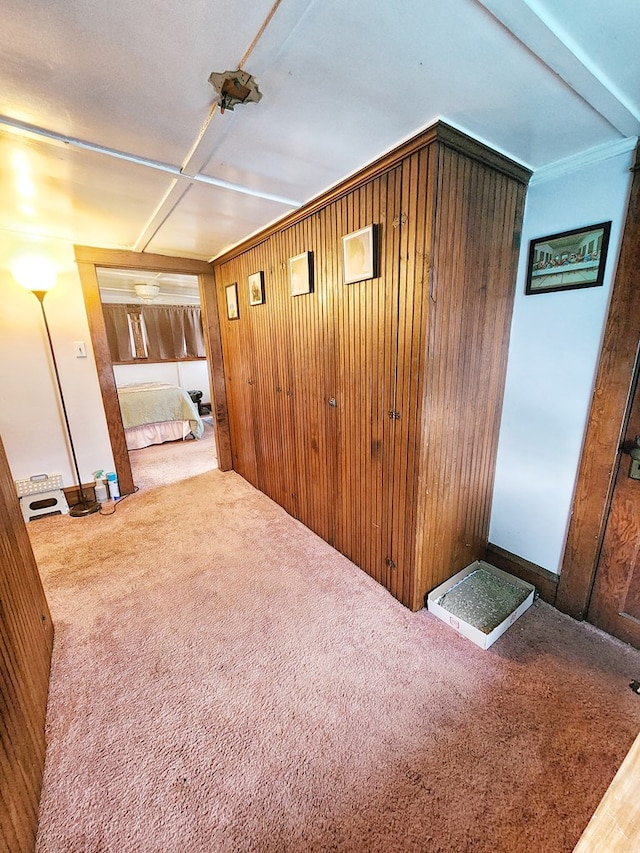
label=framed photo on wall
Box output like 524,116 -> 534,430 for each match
525,221 -> 612,295
342,224 -> 376,284
289,251 -> 313,296
248,271 -> 264,306
225,283 -> 239,319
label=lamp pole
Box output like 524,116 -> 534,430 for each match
33,290 -> 99,518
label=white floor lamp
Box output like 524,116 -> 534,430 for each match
12,256 -> 99,518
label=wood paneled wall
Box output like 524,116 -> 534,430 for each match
213,122 -> 529,610
0,436 -> 53,852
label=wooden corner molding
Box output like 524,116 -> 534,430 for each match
556,142 -> 640,619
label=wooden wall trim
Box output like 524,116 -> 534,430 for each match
75,259 -> 135,496
0,435 -> 53,853
74,246 -> 212,274
435,122 -> 533,184
199,272 -> 232,470
486,543 -> 558,605
213,121 -> 531,266
556,145 -> 640,619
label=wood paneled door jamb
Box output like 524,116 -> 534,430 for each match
0,434 -> 53,852
74,246 -> 232,496
556,144 -> 640,619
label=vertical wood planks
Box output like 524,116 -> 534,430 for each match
0,436 -> 53,853
211,122 -> 530,611
409,143 -> 526,608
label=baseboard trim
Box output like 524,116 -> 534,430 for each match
485,543 -> 558,605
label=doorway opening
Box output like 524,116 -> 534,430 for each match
74,246 -> 231,497
97,266 -> 217,492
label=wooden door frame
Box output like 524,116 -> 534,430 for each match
74,246 -> 232,496
556,145 -> 640,619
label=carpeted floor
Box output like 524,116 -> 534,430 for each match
128,417 -> 217,493
28,469 -> 640,852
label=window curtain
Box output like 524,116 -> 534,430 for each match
102,304 -> 206,363
104,304 -> 135,361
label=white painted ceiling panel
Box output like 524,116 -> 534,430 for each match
0,130 -> 174,248
202,0 -> 621,208
0,0 -> 276,165
144,181 -> 295,260
0,0 -> 638,265
531,0 -> 640,119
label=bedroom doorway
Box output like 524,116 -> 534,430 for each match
97,266 -> 217,490
74,246 -> 231,496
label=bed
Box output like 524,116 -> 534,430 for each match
117,382 -> 204,450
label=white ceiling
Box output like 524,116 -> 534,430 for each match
1,0 -> 638,266
97,268 -> 200,305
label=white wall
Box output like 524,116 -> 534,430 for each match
0,247 -> 214,497
0,266 -> 114,487
489,146 -> 635,573
114,360 -> 211,403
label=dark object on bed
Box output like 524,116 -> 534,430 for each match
188,390 -> 212,416
188,390 -> 203,414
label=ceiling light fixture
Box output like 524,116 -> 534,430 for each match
208,69 -> 262,114
134,282 -> 160,302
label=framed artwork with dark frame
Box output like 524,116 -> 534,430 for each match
248,271 -> 265,306
225,283 -> 239,320
525,221 -> 612,295
342,224 -> 377,284
289,251 -> 313,296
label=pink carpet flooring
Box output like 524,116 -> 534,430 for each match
28,469 -> 640,852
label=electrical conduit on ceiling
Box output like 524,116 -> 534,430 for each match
0,0 -> 299,253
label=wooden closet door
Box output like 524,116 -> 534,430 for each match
249,237 -> 299,516
380,148 -> 436,607
281,214 -> 335,544
217,261 -> 259,487
330,169 -> 404,592
240,241 -> 282,504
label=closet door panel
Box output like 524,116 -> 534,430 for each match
242,240 -> 285,505
265,236 -> 299,517
217,259 -> 258,486
332,170 -> 402,592
282,215 -> 335,543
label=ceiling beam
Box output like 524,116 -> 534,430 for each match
476,0 -> 639,138
0,115 -> 301,207
133,179 -> 193,252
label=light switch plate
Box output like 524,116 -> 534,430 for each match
74,341 -> 87,358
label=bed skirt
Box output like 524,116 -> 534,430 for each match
125,420 -> 193,450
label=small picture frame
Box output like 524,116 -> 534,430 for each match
342,224 -> 376,284
525,221 -> 612,295
289,251 -> 313,296
225,283 -> 239,320
248,271 -> 265,306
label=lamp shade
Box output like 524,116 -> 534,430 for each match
11,254 -> 58,292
